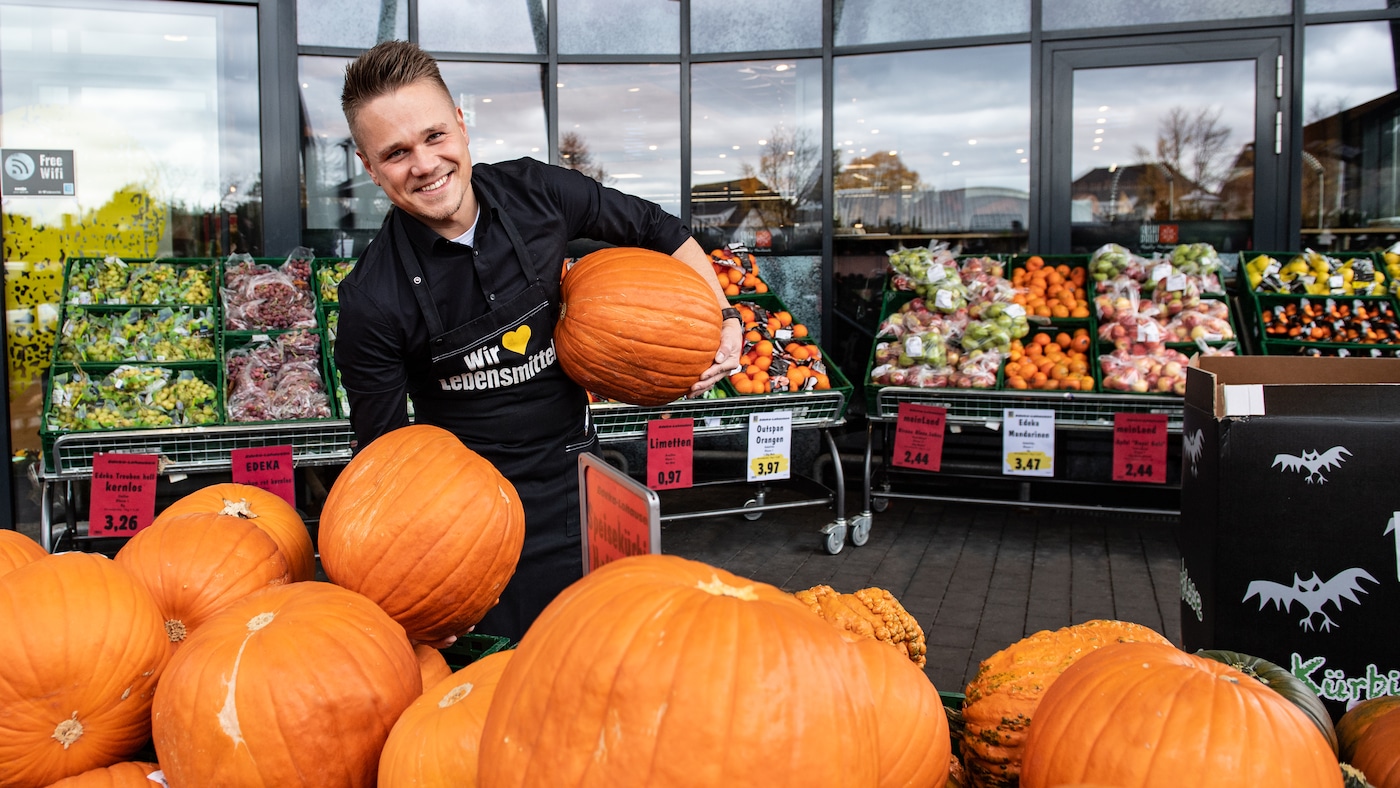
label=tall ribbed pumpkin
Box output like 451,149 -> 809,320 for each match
1019,641 -> 1342,788
318,424 -> 525,643
0,529 -> 47,577
379,650 -> 515,788
151,581 -> 421,787
961,619 -> 1171,788
114,512 -> 292,649
555,247 -> 723,406
155,482 -> 316,582
478,554 -> 880,787
45,761 -> 163,788
0,553 -> 170,788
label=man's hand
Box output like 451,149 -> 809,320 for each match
691,318 -> 744,395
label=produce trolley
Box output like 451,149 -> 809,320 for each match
855,382 -> 1186,548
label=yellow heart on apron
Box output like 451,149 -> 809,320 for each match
501,325 -> 532,355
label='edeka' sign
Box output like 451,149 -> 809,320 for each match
2,149 -> 75,196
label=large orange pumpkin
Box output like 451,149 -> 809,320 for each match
853,637 -> 950,787
555,246 -> 723,406
478,554 -> 880,787
0,552 -> 170,788
379,650 -> 515,788
114,512 -> 292,648
151,581 -> 421,787
0,528 -> 47,577
45,761 -> 163,788
155,482 -> 316,582
1350,703 -> 1400,788
318,424 -> 525,643
1019,641 -> 1342,787
961,619 -> 1171,788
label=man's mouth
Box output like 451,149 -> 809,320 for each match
418,173 -> 450,193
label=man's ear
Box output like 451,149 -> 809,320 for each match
355,149 -> 381,187
456,106 -> 470,146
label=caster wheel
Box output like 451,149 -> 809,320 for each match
742,499 -> 764,521
851,515 -> 871,547
872,496 -> 889,513
823,526 -> 846,555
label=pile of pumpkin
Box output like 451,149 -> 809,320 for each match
2,423 -> 1397,787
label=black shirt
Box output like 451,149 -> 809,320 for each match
334,157 -> 694,449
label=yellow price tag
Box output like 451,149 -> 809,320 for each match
1006,451 -> 1051,473
749,454 -> 789,478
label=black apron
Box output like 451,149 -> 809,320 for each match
390,195 -> 595,643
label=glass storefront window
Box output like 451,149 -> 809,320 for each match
833,45 -> 1031,252
691,0 -> 821,54
835,0 -> 1030,45
297,0 -> 405,49
300,57 -> 548,257
1069,61 -> 1257,255
559,0 -> 678,55
690,58 -> 822,255
1301,21 -> 1400,250
1306,0 -> 1389,11
557,64 -> 681,217
418,0 -> 546,55
1044,0 -> 1290,31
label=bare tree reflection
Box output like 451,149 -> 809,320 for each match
740,126 -> 821,229
1133,106 -> 1233,220
559,131 -> 610,184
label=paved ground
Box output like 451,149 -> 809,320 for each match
657,483 -> 1182,696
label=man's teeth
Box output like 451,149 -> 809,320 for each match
421,175 -> 448,191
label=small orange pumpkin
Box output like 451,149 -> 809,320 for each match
1350,703 -> 1400,788
379,650 -> 515,788
0,529 -> 47,577
414,643 -> 454,688
155,482 -> 316,582
555,247 -> 723,406
318,424 -> 525,643
0,553 -> 170,788
1019,641 -> 1342,787
1339,696 -> 1400,763
115,512 -> 292,648
45,761 -> 163,788
151,581 -> 421,787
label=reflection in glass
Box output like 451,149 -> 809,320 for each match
1306,0 -> 1388,11
557,65 -> 681,217
1302,22 -> 1400,250
835,0 -> 1029,45
833,46 -> 1031,252
297,0 -> 405,48
1044,0 -> 1288,31
559,0 -> 677,55
300,57 -> 548,256
691,59 -> 822,254
419,0 -> 546,54
1070,62 -> 1256,255
692,0 -> 821,54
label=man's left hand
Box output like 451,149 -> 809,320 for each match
691,319 -> 744,395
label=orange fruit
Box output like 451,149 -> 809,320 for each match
792,324 -> 809,339
754,340 -> 774,357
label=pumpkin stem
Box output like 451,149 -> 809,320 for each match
246,612 -> 275,631
166,619 -> 188,642
439,683 -> 475,708
218,498 -> 258,519
52,712 -> 83,749
695,575 -> 760,601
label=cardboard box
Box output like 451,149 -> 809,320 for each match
1180,356 -> 1400,719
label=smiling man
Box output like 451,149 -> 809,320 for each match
335,40 -> 741,642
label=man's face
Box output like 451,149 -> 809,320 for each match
354,81 -> 475,237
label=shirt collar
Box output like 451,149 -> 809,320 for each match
398,185 -> 497,259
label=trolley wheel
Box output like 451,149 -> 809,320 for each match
823,525 -> 846,555
742,499 -> 764,521
850,514 -> 871,547
872,495 -> 890,513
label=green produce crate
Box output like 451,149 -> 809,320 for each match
62,257 -> 218,307
1004,326 -> 1097,393
221,329 -> 337,424
441,633 -> 515,670
40,363 -> 224,475
312,257 -> 357,309
1251,292 -> 1400,354
52,305 -> 219,367
218,255 -> 319,333
1237,250 -> 1384,299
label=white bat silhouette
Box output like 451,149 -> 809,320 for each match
1182,428 -> 1204,478
1272,446 -> 1351,484
1243,568 -> 1377,631
1387,513 -> 1399,583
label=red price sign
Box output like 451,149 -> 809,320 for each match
232,446 -> 296,507
646,418 -> 693,490
1113,412 -> 1169,483
89,453 -> 159,537
891,403 -> 947,472
580,456 -> 660,574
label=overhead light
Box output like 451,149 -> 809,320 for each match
531,147 -> 540,152
758,139 -> 767,145
1096,117 -> 1106,123
164,34 -> 188,42
649,145 -> 658,150
952,161 -> 961,166
942,152 -> 950,156
628,87 -> 640,92
1092,146 -> 1100,151
888,150 -> 897,156
786,150 -> 795,156
694,169 -> 726,175
968,139 -> 977,145
301,83 -> 309,89
871,129 -> 880,134
1099,105 -> 1110,111
719,154 -> 727,158
775,64 -> 789,72
495,139 -> 504,144
1109,163 -> 1117,172
613,173 -> 642,178
1095,128 -> 1104,134
1094,137 -> 1103,143
1020,158 -> 1028,163
1016,148 -> 1024,154
732,145 -> 740,150
556,82 -> 565,88
482,98 -> 492,103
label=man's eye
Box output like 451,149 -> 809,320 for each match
427,132 -> 444,141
